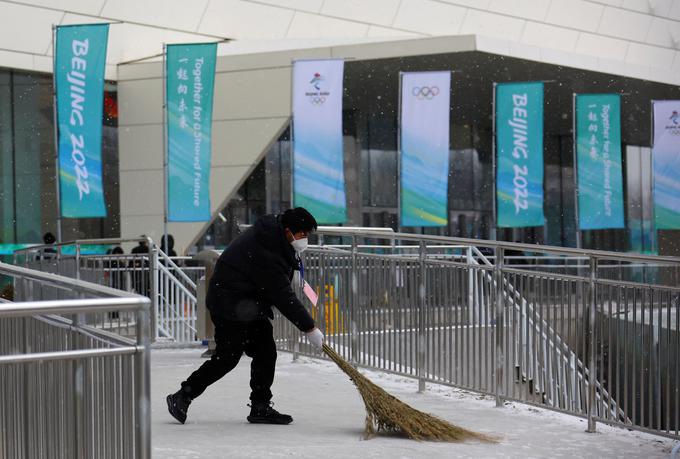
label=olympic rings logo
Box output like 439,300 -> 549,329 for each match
412,86 -> 439,100
668,128 -> 680,136
309,96 -> 326,105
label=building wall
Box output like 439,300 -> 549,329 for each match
118,34 -> 680,254
117,47 -> 332,253
118,37 -> 490,253
0,0 -> 678,86
0,2 -> 676,254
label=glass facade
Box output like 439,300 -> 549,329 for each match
0,68 -> 119,257
189,51 -> 680,254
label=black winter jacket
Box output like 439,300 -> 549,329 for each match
206,214 -> 315,332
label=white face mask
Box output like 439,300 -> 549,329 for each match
291,237 -> 308,253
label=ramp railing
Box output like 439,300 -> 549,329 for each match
272,228 -> 679,439
14,238 -> 199,343
0,261 -> 151,458
465,247 -> 628,422
156,249 -> 198,342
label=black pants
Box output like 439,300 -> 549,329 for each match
181,318 -> 277,403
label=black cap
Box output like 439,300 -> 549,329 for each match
280,207 -> 317,234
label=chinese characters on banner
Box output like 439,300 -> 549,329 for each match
495,82 -> 545,228
575,94 -> 624,230
166,43 -> 217,222
55,24 -> 109,218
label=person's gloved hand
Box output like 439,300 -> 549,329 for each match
305,327 -> 324,350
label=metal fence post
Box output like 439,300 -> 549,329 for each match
467,246 -> 475,320
418,240 -> 427,393
135,299 -> 152,459
72,243 -> 86,455
22,316 -> 30,456
148,241 -> 158,341
318,249 -> 326,336
350,235 -> 359,365
75,243 -> 81,281
494,246 -> 505,407
587,255 -> 598,433
292,328 -> 300,360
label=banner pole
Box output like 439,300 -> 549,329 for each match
52,24 -> 63,243
290,61 -> 295,210
491,82 -> 497,241
397,72 -> 403,233
649,100 -> 656,254
162,44 -> 168,253
572,93 -> 582,249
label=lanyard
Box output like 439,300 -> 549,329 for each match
298,256 -> 304,287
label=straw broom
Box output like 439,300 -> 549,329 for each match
322,344 -> 496,443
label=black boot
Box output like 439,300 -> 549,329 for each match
166,389 -> 192,424
247,401 -> 293,425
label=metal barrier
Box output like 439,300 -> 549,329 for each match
156,250 -> 198,342
14,238 -> 199,343
12,228 -> 677,439
168,256 -> 206,287
273,229 -> 680,439
0,261 -> 151,458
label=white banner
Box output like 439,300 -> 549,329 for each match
292,59 -> 346,223
400,71 -> 451,226
652,100 -> 680,229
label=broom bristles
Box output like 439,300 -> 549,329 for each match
322,343 -> 497,443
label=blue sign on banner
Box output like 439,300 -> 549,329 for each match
400,71 -> 450,227
575,94 -> 625,230
292,59 -> 346,224
166,43 -> 217,222
55,24 -> 109,218
495,82 -> 544,228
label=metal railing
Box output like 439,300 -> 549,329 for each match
273,228 -> 680,439
14,238 -> 199,343
0,261 -> 151,458
167,256 -> 206,287
156,250 -> 198,342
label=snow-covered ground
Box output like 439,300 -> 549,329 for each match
151,349 -> 678,458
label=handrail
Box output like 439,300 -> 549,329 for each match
238,224 -> 395,234
36,314 -> 137,347
312,228 -> 680,264
0,347 -> 140,365
0,297 -> 149,317
157,262 -> 196,300
0,261 -> 144,299
157,249 -> 197,290
12,236 -> 153,254
315,226 -> 395,234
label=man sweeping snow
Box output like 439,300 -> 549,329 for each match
166,207 -> 324,425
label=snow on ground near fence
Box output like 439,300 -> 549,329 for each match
151,349 -> 677,458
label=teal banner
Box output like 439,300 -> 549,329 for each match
0,244 -> 32,255
575,94 -> 625,230
495,82 -> 544,228
55,24 -> 109,218
166,43 -> 217,222
0,244 -> 111,255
